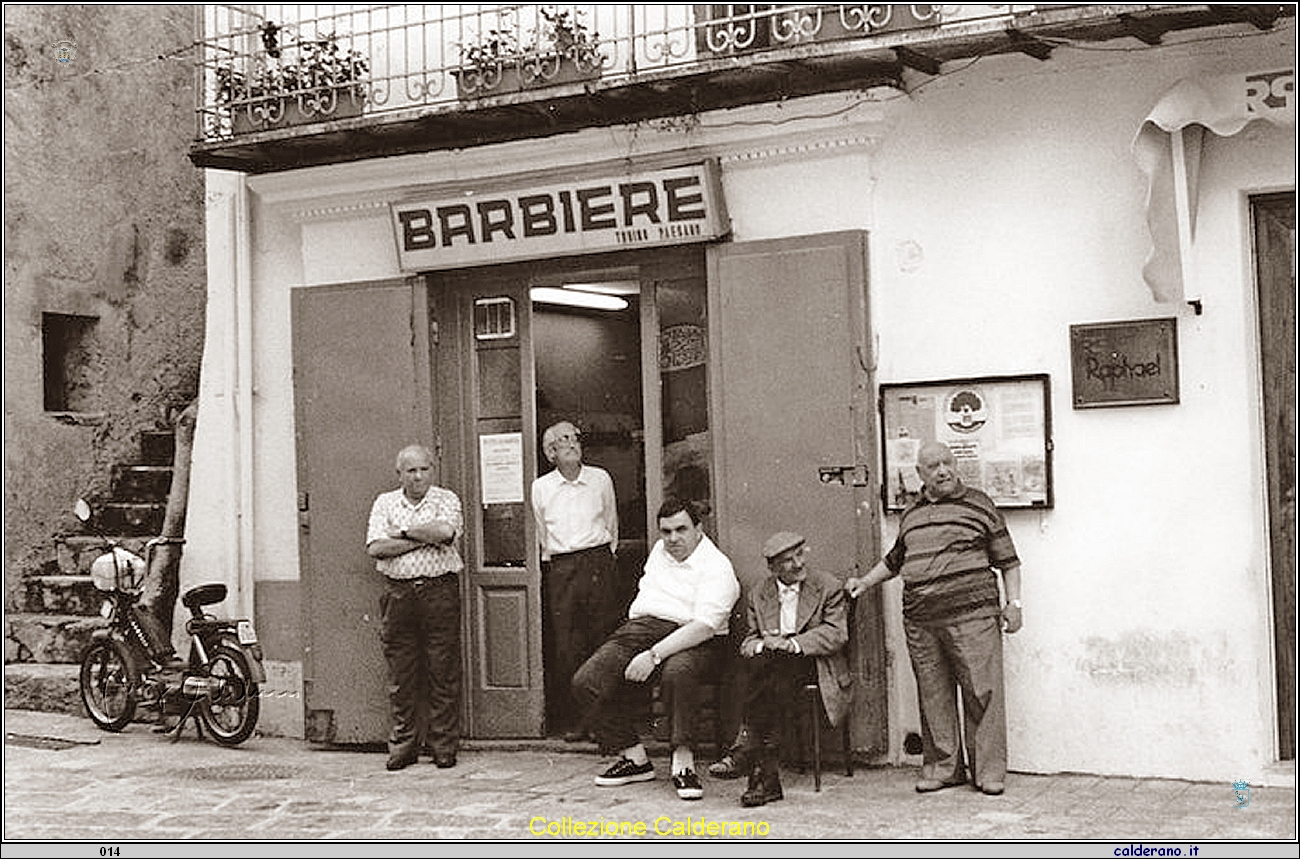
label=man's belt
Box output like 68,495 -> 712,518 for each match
550,544 -> 610,561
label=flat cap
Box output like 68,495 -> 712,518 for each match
762,531 -> 806,560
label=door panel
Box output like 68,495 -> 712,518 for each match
1252,192 -> 1296,760
708,232 -> 887,755
292,279 -> 435,743
436,273 -> 544,737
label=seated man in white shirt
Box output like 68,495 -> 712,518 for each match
571,497 -> 740,801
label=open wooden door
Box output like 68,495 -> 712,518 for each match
292,278 -> 436,743
434,270 -> 545,737
708,231 -> 887,756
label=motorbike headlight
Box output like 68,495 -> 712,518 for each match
99,600 -> 113,619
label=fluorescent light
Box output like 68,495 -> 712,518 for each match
561,280 -> 640,295
531,287 -> 629,311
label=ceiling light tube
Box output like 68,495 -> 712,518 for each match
531,287 -> 629,311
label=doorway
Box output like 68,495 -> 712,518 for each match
1251,191 -> 1296,760
532,273 -> 646,736
435,247 -> 710,739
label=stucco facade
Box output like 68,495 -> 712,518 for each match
3,6 -> 207,611
186,15 -> 1295,782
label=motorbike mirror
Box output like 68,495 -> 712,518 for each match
74,499 -> 92,523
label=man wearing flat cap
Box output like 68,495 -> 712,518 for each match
733,531 -> 852,807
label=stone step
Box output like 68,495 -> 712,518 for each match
21,575 -> 105,616
3,662 -> 83,716
5,613 -> 106,664
139,430 -> 175,466
55,536 -> 150,576
110,464 -> 172,504
98,503 -> 166,536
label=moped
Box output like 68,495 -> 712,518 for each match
75,499 -> 266,745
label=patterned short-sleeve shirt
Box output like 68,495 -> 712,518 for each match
366,485 -> 464,579
883,484 -> 1018,623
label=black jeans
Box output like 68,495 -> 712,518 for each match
380,574 -> 461,758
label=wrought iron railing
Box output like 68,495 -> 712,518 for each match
197,4 -> 1040,140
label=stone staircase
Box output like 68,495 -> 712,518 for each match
4,429 -> 175,713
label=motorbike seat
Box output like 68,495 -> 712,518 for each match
182,583 -> 228,610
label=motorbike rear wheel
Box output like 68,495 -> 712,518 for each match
197,642 -> 260,746
80,638 -> 138,732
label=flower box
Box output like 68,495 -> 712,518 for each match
230,88 -> 364,135
454,56 -> 600,100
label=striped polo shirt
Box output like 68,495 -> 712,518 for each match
884,484 -> 1019,623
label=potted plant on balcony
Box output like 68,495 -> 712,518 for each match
215,24 -> 369,135
455,7 -> 604,100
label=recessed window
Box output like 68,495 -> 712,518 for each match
42,313 -> 99,412
474,297 -> 516,340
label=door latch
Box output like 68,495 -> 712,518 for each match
818,465 -> 869,487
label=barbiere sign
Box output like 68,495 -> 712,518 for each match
390,162 -> 729,271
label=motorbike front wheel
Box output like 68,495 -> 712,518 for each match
79,638 -> 138,732
197,642 -> 260,746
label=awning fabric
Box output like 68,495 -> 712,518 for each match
1133,70 -> 1295,302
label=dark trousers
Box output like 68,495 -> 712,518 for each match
739,650 -> 817,758
544,545 -> 616,733
571,616 -> 725,754
380,575 -> 461,758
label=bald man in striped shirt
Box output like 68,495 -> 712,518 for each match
847,441 -> 1023,796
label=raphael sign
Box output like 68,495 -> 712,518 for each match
391,162 -> 728,271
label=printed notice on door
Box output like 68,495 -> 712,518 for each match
479,432 -> 524,504
880,375 -> 1053,511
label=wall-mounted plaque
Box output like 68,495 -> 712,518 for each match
1070,318 -> 1179,408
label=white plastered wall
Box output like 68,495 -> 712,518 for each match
186,23 -> 1294,776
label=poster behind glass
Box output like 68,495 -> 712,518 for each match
879,374 -> 1052,511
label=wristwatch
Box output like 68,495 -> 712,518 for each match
649,647 -> 662,666
400,528 -> 409,540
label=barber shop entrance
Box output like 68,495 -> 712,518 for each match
293,163 -> 885,752
432,231 -> 886,748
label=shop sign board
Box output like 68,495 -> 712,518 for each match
1069,318 -> 1179,408
391,162 -> 728,271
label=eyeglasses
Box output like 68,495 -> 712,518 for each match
552,432 -> 582,444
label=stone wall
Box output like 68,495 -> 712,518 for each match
3,5 -> 206,610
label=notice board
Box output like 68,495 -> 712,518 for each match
879,374 -> 1053,511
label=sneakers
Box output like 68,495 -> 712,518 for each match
672,768 -> 704,800
595,757 -> 655,786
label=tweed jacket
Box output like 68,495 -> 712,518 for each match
741,567 -> 853,727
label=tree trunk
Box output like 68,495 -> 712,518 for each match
139,400 -> 198,646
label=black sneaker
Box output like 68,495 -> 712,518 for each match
594,757 -> 655,786
672,768 -> 704,800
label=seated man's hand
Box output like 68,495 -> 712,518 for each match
624,650 -> 657,683
761,634 -> 796,654
844,576 -> 865,599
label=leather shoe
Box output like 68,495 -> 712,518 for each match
740,767 -> 784,808
386,751 -> 417,771
980,781 -> 1005,796
434,753 -> 457,769
707,753 -> 743,779
915,777 -> 966,793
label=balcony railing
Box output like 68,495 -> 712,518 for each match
197,4 -> 1037,140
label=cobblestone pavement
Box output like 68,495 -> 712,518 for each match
4,709 -> 1296,856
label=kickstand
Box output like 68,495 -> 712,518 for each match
167,700 -> 205,743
